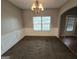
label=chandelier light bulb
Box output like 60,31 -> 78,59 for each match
31,0 -> 44,13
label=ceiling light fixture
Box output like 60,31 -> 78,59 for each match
31,0 -> 44,14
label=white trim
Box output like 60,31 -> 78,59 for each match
24,28 -> 58,36
1,29 -> 25,55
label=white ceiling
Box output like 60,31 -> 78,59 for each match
8,0 -> 69,9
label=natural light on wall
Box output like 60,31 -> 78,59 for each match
33,16 -> 51,31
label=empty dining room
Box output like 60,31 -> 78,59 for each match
1,0 -> 77,59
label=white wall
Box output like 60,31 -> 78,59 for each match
24,28 -> 58,36
59,0 -> 77,15
1,0 -> 24,55
23,9 -> 59,36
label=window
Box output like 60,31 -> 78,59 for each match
42,17 -> 51,31
65,15 -> 76,31
33,17 -> 41,31
33,16 -> 51,31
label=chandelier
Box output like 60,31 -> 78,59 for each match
31,0 -> 44,14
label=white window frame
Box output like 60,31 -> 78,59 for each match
65,15 -> 76,32
33,16 -> 51,31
